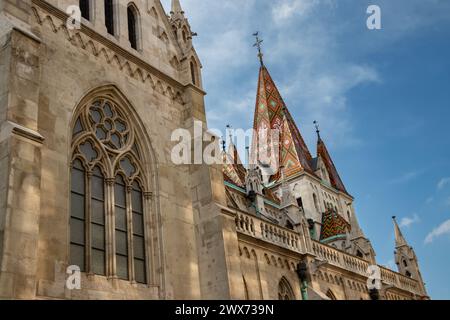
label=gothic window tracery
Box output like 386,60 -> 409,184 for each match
278,277 -> 295,300
70,97 -> 148,283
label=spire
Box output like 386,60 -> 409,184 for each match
392,216 -> 408,248
171,0 -> 184,15
348,209 -> 365,240
317,133 -> 348,194
222,125 -> 246,188
250,63 -> 314,183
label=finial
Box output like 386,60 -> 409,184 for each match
253,32 -> 264,66
221,136 -> 226,152
313,120 -> 321,140
392,216 -> 397,221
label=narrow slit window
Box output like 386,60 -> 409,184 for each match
79,0 -> 90,21
127,5 -> 138,50
190,61 -> 197,85
104,0 -> 115,35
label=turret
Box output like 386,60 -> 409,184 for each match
392,217 -> 428,298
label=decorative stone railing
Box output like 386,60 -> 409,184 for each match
234,211 -> 305,253
233,210 -> 422,295
312,241 -> 370,277
379,266 -> 420,294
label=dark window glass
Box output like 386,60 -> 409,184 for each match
79,0 -> 90,20
115,207 -> 127,231
116,255 -> 129,280
114,176 -> 126,206
127,6 -> 138,50
91,167 -> 105,276
70,244 -> 85,270
134,259 -> 146,284
115,231 -> 128,255
115,175 -> 129,280
70,160 -> 86,272
104,0 -> 114,35
92,249 -> 105,275
190,61 -> 196,85
132,183 -> 146,284
132,213 -> 144,236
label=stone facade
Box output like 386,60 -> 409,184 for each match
0,0 -> 428,300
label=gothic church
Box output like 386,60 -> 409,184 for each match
0,0 -> 428,300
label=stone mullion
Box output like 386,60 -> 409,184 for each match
105,178 -> 116,279
126,185 -> 135,283
143,191 -> 154,286
85,170 -> 93,274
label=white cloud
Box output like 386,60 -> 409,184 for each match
437,177 -> 450,190
425,219 -> 450,244
399,214 -> 420,228
272,0 -> 319,22
425,196 -> 434,204
389,170 -> 423,184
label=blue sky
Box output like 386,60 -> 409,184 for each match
162,0 -> 450,299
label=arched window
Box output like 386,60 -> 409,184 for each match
70,96 -> 148,283
326,289 -> 337,300
190,59 -> 197,85
296,197 -> 303,209
313,193 -> 319,212
79,0 -> 90,21
356,250 -> 364,258
104,0 -> 115,35
278,277 -> 295,300
403,259 -> 408,267
127,4 -> 139,50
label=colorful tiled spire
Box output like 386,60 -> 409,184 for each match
317,134 -> 348,194
222,134 -> 246,188
320,208 -> 351,242
250,65 -> 314,182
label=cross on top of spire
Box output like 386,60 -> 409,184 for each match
253,32 -> 264,66
314,120 -> 321,140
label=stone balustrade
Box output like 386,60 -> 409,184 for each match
233,210 -> 422,296
234,212 -> 304,253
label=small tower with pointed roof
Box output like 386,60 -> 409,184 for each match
169,0 -> 202,87
392,216 -> 428,298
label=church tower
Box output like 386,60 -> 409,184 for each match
393,217 -> 428,297
169,0 -> 202,88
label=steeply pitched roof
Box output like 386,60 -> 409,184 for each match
393,216 -> 408,248
222,140 -> 247,188
250,65 -> 314,182
317,137 -> 349,194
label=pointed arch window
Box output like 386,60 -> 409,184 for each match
313,193 -> 319,212
70,97 -> 149,283
326,289 -> 337,300
104,0 -> 115,35
278,277 -> 295,300
190,59 -> 198,86
127,4 -> 139,50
